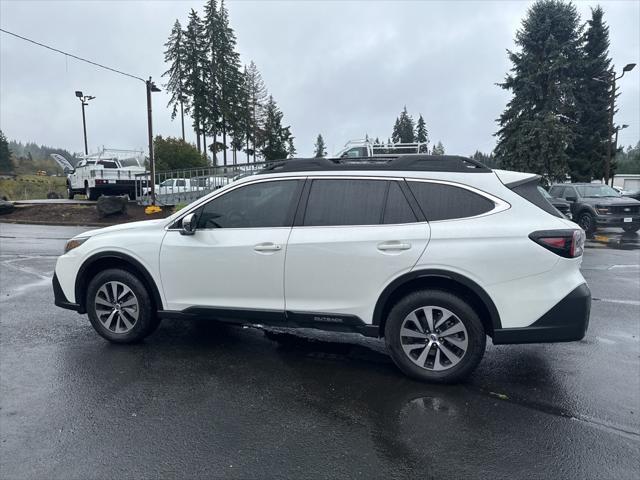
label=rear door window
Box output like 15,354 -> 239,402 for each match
407,181 -> 495,221
303,179 -> 387,226
383,182 -> 417,224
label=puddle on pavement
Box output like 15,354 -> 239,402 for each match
586,231 -> 640,250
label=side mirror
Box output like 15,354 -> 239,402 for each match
566,196 -> 577,202
180,212 -> 196,236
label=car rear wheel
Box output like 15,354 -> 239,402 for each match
578,211 -> 596,233
622,225 -> 639,233
85,183 -> 98,201
86,269 -> 160,343
384,290 -> 486,383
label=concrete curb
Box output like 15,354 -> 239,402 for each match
0,219 -> 120,227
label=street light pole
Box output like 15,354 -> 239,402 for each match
604,63 -> 636,185
146,77 -> 161,206
75,91 -> 95,156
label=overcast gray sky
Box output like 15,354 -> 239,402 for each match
1,0 -> 638,159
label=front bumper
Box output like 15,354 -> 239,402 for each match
492,283 -> 590,344
53,273 -> 82,312
595,214 -> 640,227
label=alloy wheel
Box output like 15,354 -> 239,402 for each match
399,306 -> 468,371
94,281 -> 139,334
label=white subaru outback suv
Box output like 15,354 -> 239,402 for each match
53,155 -> 590,383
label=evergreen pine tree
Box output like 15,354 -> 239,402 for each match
215,0 -> 242,166
415,114 -> 428,145
494,0 -> 584,181
260,95 -> 291,161
314,134 -> 327,158
0,130 -> 13,173
391,117 -> 401,143
202,0 -> 221,164
432,141 -> 445,155
245,61 -> 268,162
391,107 -> 415,143
287,136 -> 296,158
572,6 -> 612,181
162,20 -> 189,141
183,9 -> 207,154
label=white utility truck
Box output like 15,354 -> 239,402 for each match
51,148 -> 146,200
333,139 -> 430,158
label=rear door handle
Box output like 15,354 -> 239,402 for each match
254,243 -> 282,252
377,241 -> 412,251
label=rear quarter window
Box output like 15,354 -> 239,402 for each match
407,181 -> 495,221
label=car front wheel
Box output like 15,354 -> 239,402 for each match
622,224 -> 639,233
578,211 -> 596,233
86,269 -> 160,343
384,290 -> 486,383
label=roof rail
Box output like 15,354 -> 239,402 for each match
259,155 -> 491,174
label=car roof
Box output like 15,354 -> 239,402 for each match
256,155 -> 491,174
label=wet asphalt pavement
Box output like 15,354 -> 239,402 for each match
1,223 -> 639,479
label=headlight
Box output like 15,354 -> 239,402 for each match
595,206 -> 609,215
64,237 -> 89,254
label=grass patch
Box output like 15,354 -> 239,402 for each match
0,175 -> 67,201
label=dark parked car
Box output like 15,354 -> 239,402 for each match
549,183 -> 640,233
538,186 -> 572,220
624,189 -> 640,201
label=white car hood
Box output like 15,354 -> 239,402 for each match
80,219 -> 166,238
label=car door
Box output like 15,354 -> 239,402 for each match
284,177 -> 430,324
159,178 -> 303,313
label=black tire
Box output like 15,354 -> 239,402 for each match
622,225 -> 639,233
578,211 -> 596,233
384,290 -> 486,383
67,182 -> 75,200
86,268 -> 161,344
85,183 -> 98,201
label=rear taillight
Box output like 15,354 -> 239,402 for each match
529,229 -> 585,258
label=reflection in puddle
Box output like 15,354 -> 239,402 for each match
400,395 -> 460,418
586,230 -> 640,250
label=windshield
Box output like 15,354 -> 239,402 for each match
119,157 -> 143,167
575,185 -> 620,198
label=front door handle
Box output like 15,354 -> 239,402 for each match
377,241 -> 412,251
254,242 -> 282,252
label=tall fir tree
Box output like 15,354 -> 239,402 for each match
162,20 -> 189,141
494,0 -> 584,182
314,134 -> 327,157
183,9 -> 207,154
572,6 -> 612,181
432,141 -> 445,155
260,95 -> 292,161
0,130 -> 12,173
202,0 -> 221,164
287,136 -> 296,158
391,107 -> 415,143
415,114 -> 429,151
245,61 -> 268,162
216,0 -> 242,166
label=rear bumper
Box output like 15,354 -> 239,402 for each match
53,273 -> 82,312
492,283 -> 590,344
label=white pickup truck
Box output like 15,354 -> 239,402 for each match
52,151 -> 147,200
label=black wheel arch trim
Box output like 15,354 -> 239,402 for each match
75,251 -> 164,314
372,269 -> 502,333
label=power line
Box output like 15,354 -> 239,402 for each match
0,28 -> 146,83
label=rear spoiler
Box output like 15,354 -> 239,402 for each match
493,169 -> 540,187
494,169 -> 562,218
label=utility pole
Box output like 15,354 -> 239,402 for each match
601,63 -> 636,184
75,91 -> 95,155
146,77 -> 161,206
